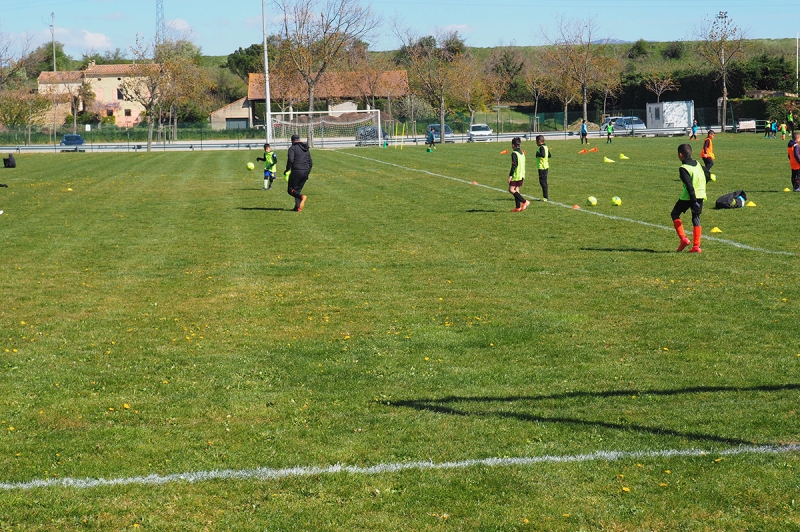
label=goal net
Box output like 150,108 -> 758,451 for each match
270,109 -> 381,147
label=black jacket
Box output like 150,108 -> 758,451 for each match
286,142 -> 312,174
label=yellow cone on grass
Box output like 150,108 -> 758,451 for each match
784,188 -> 792,192
619,154 -> 629,160
746,201 -> 756,207
603,156 -> 615,163
711,227 -> 722,233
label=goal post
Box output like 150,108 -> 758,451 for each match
270,109 -> 381,148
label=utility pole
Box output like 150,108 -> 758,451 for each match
51,12 -> 57,146
50,12 -> 56,72
262,0 -> 272,143
717,11 -> 728,132
156,0 -> 165,45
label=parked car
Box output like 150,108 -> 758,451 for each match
468,123 -> 493,142
60,134 -> 86,146
355,126 -> 388,146
426,124 -> 455,143
614,116 -> 646,133
599,116 -> 622,136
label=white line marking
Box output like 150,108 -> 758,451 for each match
341,152 -> 798,257
1,444 -> 797,491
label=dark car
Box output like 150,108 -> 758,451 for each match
355,126 -> 389,146
60,134 -> 86,146
426,124 -> 455,143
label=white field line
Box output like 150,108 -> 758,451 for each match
1,444 -> 798,491
341,152 -> 798,257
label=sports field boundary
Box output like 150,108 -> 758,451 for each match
1,444 -> 797,492
340,152 -> 798,258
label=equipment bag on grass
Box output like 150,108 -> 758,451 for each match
715,190 -> 747,209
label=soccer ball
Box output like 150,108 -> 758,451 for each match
246,162 -> 255,171
611,196 -> 622,206
587,196 -> 597,206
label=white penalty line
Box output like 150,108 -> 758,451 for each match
340,152 -> 797,257
1,444 -> 798,491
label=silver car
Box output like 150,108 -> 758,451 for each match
468,123 -> 493,142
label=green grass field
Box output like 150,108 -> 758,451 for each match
1,135 -> 799,530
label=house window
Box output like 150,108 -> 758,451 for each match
117,89 -> 124,100
124,109 -> 132,117
106,110 -> 114,117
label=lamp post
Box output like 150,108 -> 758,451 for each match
262,0 -> 272,144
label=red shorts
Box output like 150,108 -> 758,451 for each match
509,180 -> 523,187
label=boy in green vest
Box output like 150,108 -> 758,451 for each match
256,143 -> 278,190
534,135 -> 551,201
671,143 -> 707,253
507,137 -> 529,212
606,122 -> 614,143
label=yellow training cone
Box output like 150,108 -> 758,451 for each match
746,201 -> 756,207
619,154 -> 629,160
710,227 -> 722,233
784,188 -> 791,192
603,156 -> 615,163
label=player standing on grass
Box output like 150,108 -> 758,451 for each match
535,135 -> 551,202
285,134 -> 312,212
256,143 -> 277,190
671,143 -> 706,254
580,120 -> 588,144
700,130 -> 715,181
788,131 -> 800,192
507,137 -> 529,212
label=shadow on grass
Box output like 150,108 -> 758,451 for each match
388,383 -> 800,446
238,207 -> 285,212
580,247 -> 671,254
466,209 -> 498,213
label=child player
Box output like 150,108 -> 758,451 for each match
671,143 -> 706,254
535,135 -> 551,202
700,130 -> 715,181
788,131 -> 800,192
256,143 -> 278,190
507,137 -> 529,212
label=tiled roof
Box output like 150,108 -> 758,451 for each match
84,63 -> 138,76
248,70 -> 409,100
37,71 -> 84,84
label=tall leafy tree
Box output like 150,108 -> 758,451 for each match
395,29 -> 465,145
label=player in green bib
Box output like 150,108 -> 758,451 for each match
671,143 -> 706,253
507,137 -> 529,212
256,143 -> 278,190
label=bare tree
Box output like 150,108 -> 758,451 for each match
0,30 -> 35,89
395,28 -> 465,145
542,17 -> 610,123
540,40 -> 582,133
644,71 -> 680,102
696,12 -> 746,131
119,38 -> 172,151
275,0 -> 381,145
521,57 -> 548,131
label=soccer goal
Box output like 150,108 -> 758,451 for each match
271,109 -> 381,148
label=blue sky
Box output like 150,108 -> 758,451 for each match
4,0 -> 797,59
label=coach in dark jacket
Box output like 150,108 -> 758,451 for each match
285,134 -> 312,211
3,154 -> 15,168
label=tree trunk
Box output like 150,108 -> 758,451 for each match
147,114 -> 154,152
582,83 -> 588,122
439,93 -> 446,146
307,83 -> 315,147
563,102 -> 569,134
721,74 -> 728,132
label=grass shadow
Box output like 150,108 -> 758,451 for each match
580,247 -> 671,254
388,383 -> 800,446
238,207 -> 285,212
